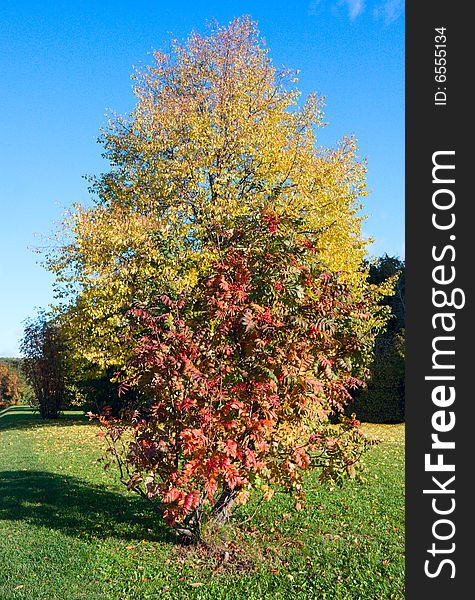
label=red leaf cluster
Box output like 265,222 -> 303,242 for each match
97,214 -> 378,531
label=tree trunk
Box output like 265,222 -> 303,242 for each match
174,505 -> 202,542
211,487 -> 241,525
174,487 -> 242,543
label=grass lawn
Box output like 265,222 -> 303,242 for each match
0,406 -> 404,599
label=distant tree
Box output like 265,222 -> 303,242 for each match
0,362 -> 22,407
0,357 -> 34,405
367,255 -> 405,333
20,313 -> 68,419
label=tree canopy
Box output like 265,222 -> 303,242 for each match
46,16 -> 379,370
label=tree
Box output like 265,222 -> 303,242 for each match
20,313 -> 68,419
367,255 -> 405,333
0,357 -> 35,406
46,17 -> 390,539
0,362 -> 22,407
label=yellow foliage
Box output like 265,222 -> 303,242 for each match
45,17 -> 378,368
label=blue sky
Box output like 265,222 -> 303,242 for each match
0,0 -> 404,356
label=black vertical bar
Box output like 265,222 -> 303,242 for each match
406,3 -> 472,598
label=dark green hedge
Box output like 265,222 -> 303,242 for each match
352,330 -> 405,423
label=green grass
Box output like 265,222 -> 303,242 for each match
0,407 -> 404,599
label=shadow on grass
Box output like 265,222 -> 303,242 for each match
0,407 -> 89,432
0,470 -> 174,544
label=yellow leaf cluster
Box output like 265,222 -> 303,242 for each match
46,17 -> 375,368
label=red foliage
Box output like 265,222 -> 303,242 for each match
96,211 -> 378,536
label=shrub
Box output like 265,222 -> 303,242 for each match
96,211 -> 383,540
